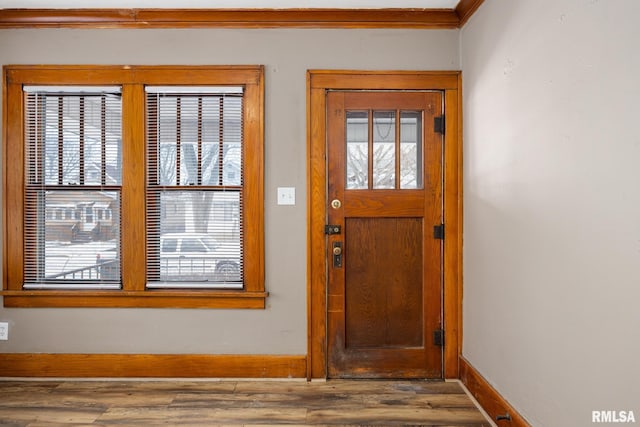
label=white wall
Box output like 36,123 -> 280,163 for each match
461,0 -> 640,425
0,28 -> 459,354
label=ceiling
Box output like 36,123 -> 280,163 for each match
1,0 -> 460,9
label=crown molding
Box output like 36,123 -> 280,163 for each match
455,0 -> 484,26
0,7 -> 483,29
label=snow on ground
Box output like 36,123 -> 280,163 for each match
45,240 -> 117,277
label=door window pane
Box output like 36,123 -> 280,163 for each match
346,108 -> 425,191
400,111 -> 423,189
346,111 -> 368,189
373,111 -> 396,189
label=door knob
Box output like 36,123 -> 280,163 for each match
332,242 -> 343,268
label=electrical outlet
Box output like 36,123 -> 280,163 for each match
0,322 -> 8,340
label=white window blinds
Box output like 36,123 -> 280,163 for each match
23,86 -> 122,289
145,87 -> 244,289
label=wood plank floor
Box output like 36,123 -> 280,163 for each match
0,379 -> 491,426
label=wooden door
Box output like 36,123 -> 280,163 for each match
327,91 -> 443,379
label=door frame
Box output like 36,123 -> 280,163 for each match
307,70 -> 463,380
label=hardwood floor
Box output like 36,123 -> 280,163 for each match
0,379 -> 491,426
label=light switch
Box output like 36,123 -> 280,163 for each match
277,187 -> 296,205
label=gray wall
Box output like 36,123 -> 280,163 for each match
0,28 -> 459,354
461,0 -> 640,425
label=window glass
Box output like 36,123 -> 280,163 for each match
23,87 -> 122,290
146,87 -> 244,289
373,111 -> 396,189
400,111 -> 423,189
182,239 -> 207,253
346,111 -> 368,189
162,238 -> 177,253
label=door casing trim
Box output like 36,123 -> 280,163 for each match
307,70 -> 463,379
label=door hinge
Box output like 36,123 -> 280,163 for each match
433,329 -> 445,347
433,224 -> 444,240
325,225 -> 341,235
434,115 -> 445,135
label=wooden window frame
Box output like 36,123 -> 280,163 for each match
2,65 -> 266,308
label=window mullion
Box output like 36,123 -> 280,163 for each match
120,84 -> 147,291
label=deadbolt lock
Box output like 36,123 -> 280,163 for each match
331,199 -> 342,209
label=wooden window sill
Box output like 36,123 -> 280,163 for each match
0,290 -> 268,309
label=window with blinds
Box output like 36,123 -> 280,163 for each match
23,86 -> 122,289
145,87 -> 244,289
5,65 -> 264,308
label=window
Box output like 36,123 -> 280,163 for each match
145,87 -> 243,289
3,65 -> 265,308
22,86 -> 122,290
